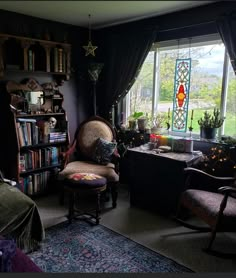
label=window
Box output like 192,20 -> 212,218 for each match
122,34 -> 236,137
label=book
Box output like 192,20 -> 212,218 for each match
17,122 -> 25,147
54,47 -> 58,72
19,155 -> 26,172
28,49 -> 35,71
58,48 -> 63,73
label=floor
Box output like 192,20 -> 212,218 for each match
35,184 -> 236,273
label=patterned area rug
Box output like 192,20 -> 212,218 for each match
29,220 -> 193,273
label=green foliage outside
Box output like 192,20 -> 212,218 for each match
128,45 -> 236,137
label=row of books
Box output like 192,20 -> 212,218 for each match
18,171 -> 51,195
19,146 -> 61,172
16,118 -> 67,147
54,47 -> 66,73
28,48 -> 67,73
49,132 -> 67,143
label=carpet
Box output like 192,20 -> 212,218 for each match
29,220 -> 193,273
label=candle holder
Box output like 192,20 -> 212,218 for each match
188,110 -> 194,138
166,121 -> 170,135
166,109 -> 171,135
188,120 -> 193,138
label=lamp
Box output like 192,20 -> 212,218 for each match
88,63 -> 104,115
82,14 -> 98,57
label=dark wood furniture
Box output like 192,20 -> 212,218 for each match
58,116 -> 120,208
0,33 -> 71,82
124,146 -> 203,214
0,78 -> 70,197
64,173 -> 107,225
174,167 -> 236,255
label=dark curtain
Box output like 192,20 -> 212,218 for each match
216,12 -> 236,73
97,27 -> 157,122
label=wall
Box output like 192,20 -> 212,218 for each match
0,9 -> 95,141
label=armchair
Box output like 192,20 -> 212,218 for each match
174,167 -> 236,254
58,116 -> 119,208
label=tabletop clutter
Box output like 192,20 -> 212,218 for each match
147,133 -> 194,153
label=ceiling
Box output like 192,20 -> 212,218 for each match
0,1 -> 216,29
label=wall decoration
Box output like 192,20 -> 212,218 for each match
172,58 -> 191,132
82,14 -> 98,57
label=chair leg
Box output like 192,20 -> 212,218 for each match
68,191 -> 75,224
205,230 -> 217,252
59,182 -> 65,205
95,192 -> 101,225
111,182 -> 118,208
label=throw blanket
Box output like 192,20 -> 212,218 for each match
0,182 -> 45,252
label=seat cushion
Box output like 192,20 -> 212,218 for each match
59,161 -> 119,182
65,173 -> 107,188
181,189 -> 236,230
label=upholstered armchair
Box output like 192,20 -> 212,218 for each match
58,116 -> 120,208
174,167 -> 236,254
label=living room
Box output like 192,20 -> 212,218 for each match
0,0 -> 236,274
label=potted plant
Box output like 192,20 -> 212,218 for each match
150,112 -> 168,134
127,111 -> 144,130
198,108 -> 225,140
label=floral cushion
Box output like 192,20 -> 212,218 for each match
66,173 -> 107,188
92,138 -> 117,165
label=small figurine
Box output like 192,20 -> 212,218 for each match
48,117 -> 57,129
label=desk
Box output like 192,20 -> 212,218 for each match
124,146 -> 202,215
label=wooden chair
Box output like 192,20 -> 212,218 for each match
58,116 -> 120,208
174,167 -> 236,254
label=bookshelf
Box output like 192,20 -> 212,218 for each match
5,78 -> 70,197
0,33 -> 71,82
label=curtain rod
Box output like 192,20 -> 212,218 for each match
158,20 -> 216,33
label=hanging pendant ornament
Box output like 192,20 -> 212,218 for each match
83,14 -> 98,57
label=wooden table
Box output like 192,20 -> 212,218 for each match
123,146 -> 203,215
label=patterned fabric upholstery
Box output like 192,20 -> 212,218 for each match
65,173 -> 107,188
77,120 -> 114,160
92,138 -> 117,165
181,189 -> 236,230
59,161 -> 119,182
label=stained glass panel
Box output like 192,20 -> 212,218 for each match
172,58 -> 191,132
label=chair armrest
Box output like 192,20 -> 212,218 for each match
184,167 -> 235,182
110,148 -> 121,173
61,139 -> 77,168
218,186 -> 236,198
183,167 -> 236,192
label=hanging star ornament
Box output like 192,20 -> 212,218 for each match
83,40 -> 98,57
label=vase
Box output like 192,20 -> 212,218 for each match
200,127 -> 217,140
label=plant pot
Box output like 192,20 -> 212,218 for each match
137,118 -> 147,132
128,120 -> 136,130
200,127 -> 217,140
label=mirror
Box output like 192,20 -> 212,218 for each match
25,91 -> 44,113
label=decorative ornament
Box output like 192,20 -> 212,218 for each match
172,58 -> 191,132
82,14 -> 98,57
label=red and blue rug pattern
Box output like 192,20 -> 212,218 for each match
29,220 -> 193,273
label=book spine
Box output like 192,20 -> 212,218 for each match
28,49 -> 34,71
58,48 -> 63,73
54,48 -> 58,72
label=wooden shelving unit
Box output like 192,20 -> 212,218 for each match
0,33 -> 71,82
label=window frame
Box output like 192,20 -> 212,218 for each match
122,33 -> 233,139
